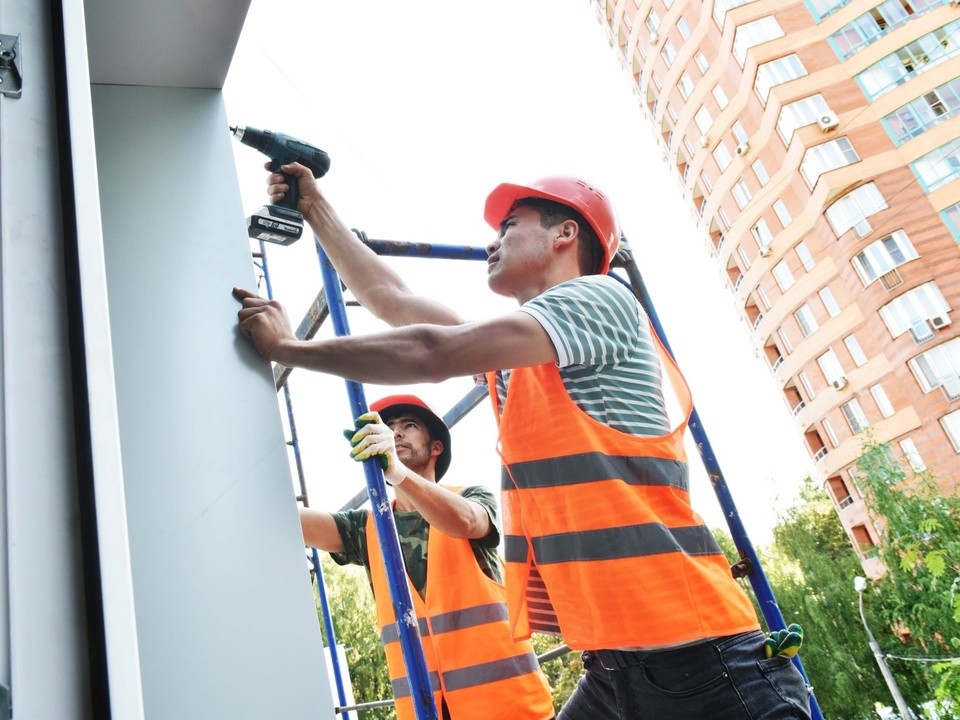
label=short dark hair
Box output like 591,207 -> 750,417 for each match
515,198 -> 603,275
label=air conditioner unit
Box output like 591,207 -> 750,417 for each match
831,376 -> 848,390
930,314 -> 952,329
736,141 -> 750,156
698,135 -> 710,149
817,112 -> 840,132
758,245 -> 772,258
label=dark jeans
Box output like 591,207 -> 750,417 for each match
557,631 -> 811,720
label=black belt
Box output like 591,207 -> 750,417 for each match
591,649 -> 645,670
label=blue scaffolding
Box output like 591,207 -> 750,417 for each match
254,232 -> 826,720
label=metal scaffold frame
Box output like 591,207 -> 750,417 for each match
254,232 -> 826,720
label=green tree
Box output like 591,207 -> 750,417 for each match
313,556 -> 394,719
758,477 -> 893,719
854,439 -> 960,714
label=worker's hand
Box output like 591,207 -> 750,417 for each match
265,161 -> 322,218
233,287 -> 297,362
764,623 -> 804,659
344,412 -> 409,486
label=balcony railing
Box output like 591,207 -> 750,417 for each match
792,400 -> 806,416
813,446 -> 829,463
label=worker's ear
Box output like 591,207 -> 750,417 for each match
430,439 -> 444,459
552,219 -> 579,252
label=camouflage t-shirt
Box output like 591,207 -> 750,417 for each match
330,485 -> 502,599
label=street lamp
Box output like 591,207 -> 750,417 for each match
854,576 -> 914,720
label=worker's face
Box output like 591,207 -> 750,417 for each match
485,205 -> 553,301
385,413 -> 443,474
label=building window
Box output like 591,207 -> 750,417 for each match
823,418 -> 840,447
714,0 -> 756,27
879,281 -> 950,340
732,179 -> 752,209
941,201 -> 960,241
712,84 -> 730,110
871,384 -> 895,418
817,347 -> 846,385
646,9 -> 661,34
753,218 -> 774,249
695,51 -> 710,73
941,409 -> 960,451
755,54 -> 808,103
851,524 -> 878,557
796,241 -> 816,271
884,76 -> 960,146
752,159 -> 770,185
695,105 -> 713,134
661,39 -> 678,67
774,199 -> 792,227
857,19 -> 960,101
667,103 -> 680,122
719,207 -> 732,229
713,142 -> 732,171
899,437 -> 926,471
909,338 -> 960,398
806,0 -> 853,22
842,399 -> 870,433
733,17 -> 785,66
701,169 -> 714,193
845,334 -> 868,366
820,286 -> 841,317
799,371 -> 815,399
795,303 -> 819,336
777,94 -> 832,142
911,136 -> 960,192
801,137 -> 860,187
756,283 -> 770,308
678,72 -> 695,100
773,260 -> 796,292
830,0 -> 946,60
778,327 -> 794,354
852,230 -> 918,286
732,121 -> 749,145
678,17 -> 692,40
825,182 -> 888,237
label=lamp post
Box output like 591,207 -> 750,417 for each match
854,576 -> 914,720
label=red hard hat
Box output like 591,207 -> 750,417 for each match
483,176 -> 620,274
369,394 -> 452,480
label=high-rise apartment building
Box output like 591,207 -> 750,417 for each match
593,0 -> 960,575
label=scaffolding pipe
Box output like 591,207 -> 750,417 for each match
314,236 -> 439,720
256,242 -> 351,719
614,244 -> 824,720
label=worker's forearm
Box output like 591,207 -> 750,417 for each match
397,480 -> 491,540
273,324 -> 453,384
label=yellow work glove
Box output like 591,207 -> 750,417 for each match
764,623 -> 804,659
343,412 -> 408,486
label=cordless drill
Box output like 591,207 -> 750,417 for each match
230,125 -> 331,245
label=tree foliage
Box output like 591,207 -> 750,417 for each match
853,439 -> 960,714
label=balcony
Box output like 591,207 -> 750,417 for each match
813,447 -> 829,463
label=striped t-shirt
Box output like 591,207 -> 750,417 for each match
495,274 -> 670,437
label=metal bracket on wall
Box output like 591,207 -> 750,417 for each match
0,34 -> 22,99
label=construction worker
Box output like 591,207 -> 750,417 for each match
234,166 -> 812,719
298,393 -> 554,720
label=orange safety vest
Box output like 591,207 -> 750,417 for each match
487,334 -> 760,651
365,495 -> 554,720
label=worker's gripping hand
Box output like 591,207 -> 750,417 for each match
344,412 -> 409,486
763,623 -> 804,659
233,287 -> 297,362
266,161 -> 322,218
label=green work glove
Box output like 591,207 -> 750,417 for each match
764,623 -> 804,659
343,411 -> 408,485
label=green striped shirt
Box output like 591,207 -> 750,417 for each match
497,275 -> 670,437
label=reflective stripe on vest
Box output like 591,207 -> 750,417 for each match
487,325 -> 760,650
365,498 -> 554,720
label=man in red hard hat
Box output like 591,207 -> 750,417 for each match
235,166 -> 811,719
299,393 -> 554,720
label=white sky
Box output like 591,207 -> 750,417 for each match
224,0 -> 815,546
